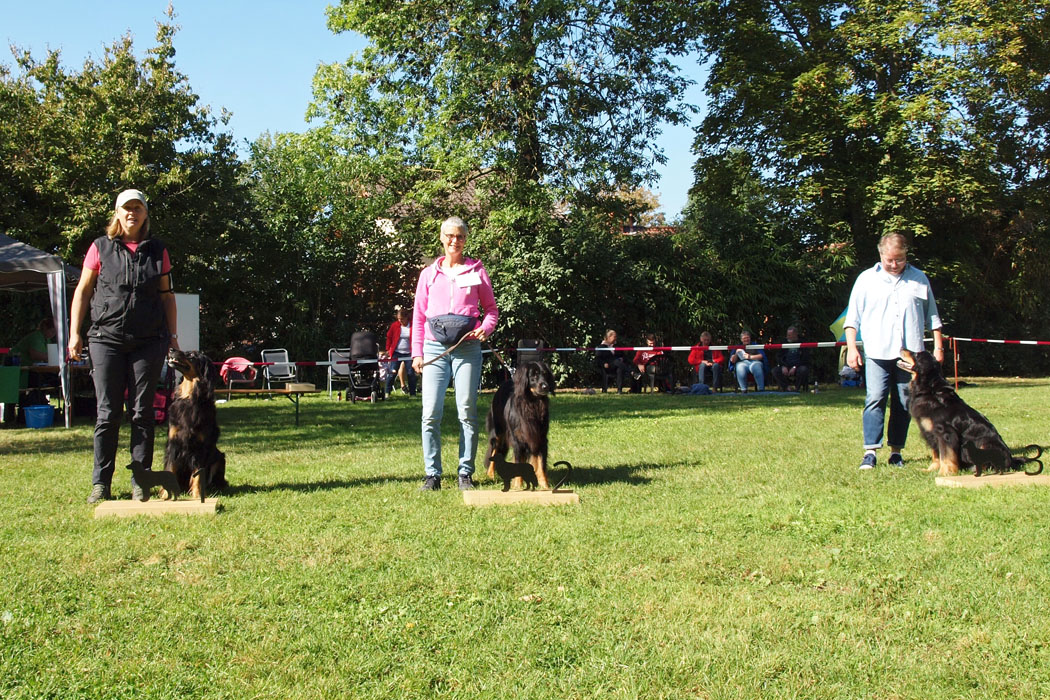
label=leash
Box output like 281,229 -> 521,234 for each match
417,335 -> 472,369
420,337 -> 516,377
486,343 -> 515,377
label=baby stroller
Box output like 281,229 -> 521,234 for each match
348,330 -> 385,403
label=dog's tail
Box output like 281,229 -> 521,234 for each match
1012,444 -> 1044,476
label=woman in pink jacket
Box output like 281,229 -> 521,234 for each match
411,217 -> 498,491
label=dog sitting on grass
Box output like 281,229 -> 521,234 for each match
897,348 -> 1042,476
484,361 -> 555,490
162,349 -> 227,501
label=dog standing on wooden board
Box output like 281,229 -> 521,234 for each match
161,349 -> 227,501
897,348 -> 1042,476
485,361 -> 555,490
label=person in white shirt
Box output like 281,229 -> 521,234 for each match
845,233 -> 944,470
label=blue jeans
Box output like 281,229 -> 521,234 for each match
385,354 -> 417,396
862,358 -> 911,449
421,338 -> 482,478
734,360 -> 765,391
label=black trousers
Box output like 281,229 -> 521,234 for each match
774,364 -> 810,391
88,338 -> 167,488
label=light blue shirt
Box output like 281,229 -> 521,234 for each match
844,262 -> 941,361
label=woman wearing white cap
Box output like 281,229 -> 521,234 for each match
69,189 -> 179,504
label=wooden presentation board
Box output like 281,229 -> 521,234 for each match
463,490 -> 579,507
94,498 -> 219,518
935,472 -> 1050,489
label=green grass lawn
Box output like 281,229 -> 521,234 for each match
2,379 -> 1050,699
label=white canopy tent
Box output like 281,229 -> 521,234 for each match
0,233 -> 80,428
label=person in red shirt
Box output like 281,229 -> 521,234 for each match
68,189 -> 178,504
632,333 -> 671,392
687,331 -> 725,391
384,307 -> 416,396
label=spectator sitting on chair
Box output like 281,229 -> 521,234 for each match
687,331 -> 724,391
10,317 -> 59,397
595,328 -> 629,393
773,326 -> 811,392
632,333 -> 671,393
10,317 -> 56,365
729,329 -> 766,392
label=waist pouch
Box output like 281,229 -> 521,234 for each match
428,314 -> 477,345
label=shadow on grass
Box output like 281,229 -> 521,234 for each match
569,460 -> 678,487
222,472 -> 421,496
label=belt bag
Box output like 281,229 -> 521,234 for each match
428,314 -> 477,345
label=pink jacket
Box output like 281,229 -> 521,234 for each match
412,257 -> 498,357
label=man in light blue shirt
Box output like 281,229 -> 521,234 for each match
845,233 -> 944,470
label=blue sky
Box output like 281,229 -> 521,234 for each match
2,0 -> 705,219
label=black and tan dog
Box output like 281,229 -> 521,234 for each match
162,349 -> 228,501
897,348 -> 1042,476
485,360 -> 555,489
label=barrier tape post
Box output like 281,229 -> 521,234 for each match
952,336 -> 959,391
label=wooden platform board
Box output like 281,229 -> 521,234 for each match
935,472 -> 1050,489
94,497 -> 219,518
463,490 -> 579,507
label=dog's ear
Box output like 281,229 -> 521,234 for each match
513,363 -> 532,394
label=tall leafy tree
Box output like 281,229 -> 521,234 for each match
243,129 -> 422,358
689,0 -> 1050,370
310,0 -> 699,350
0,13 -> 249,355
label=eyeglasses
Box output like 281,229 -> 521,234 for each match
442,234 -> 466,241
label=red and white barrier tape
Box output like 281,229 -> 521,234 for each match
228,341 -> 860,368
946,336 -> 1050,346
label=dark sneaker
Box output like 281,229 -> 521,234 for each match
86,484 -> 111,504
131,482 -> 148,502
420,475 -> 441,491
458,475 -> 475,491
859,453 -> 877,470
888,453 -> 904,468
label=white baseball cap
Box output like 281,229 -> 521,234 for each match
115,189 -> 148,211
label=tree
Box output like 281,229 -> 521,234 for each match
0,12 -> 251,356
689,0 -> 1050,371
313,0 -> 696,204
242,129 -> 423,358
308,1 -> 699,358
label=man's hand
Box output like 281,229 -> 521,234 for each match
847,347 -> 862,371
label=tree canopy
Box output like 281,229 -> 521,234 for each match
685,0 -> 1050,371
3,3 -> 1048,377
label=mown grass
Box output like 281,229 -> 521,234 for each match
2,379 -> 1050,699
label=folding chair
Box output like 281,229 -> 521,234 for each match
260,348 -> 298,389
327,348 -> 352,398
220,357 -> 258,400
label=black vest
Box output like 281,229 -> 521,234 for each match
89,235 -> 168,343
